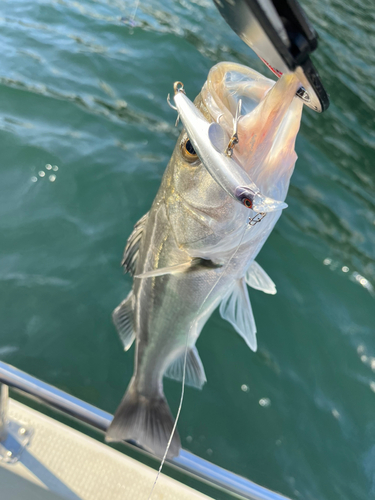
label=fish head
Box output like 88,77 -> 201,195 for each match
164,125 -> 240,255
165,62 -> 303,256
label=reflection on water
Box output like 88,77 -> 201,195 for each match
0,0 -> 374,499
323,257 -> 374,295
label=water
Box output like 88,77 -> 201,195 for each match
0,0 -> 374,498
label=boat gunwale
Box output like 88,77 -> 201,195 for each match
0,361 -> 291,500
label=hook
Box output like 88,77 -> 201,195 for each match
225,99 -> 242,157
166,94 -> 180,127
167,93 -> 177,111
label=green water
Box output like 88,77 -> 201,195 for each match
0,0 -> 374,498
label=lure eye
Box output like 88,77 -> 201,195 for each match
235,187 -> 256,209
181,138 -> 198,162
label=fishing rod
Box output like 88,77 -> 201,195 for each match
212,0 -> 330,113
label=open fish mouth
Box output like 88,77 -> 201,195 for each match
199,62 -> 304,203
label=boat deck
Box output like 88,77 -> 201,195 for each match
0,362 -> 293,500
1,399 -> 212,500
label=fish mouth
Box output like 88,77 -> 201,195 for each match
202,62 -> 276,130
200,62 -> 304,201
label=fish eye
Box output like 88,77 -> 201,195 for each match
243,198 -> 253,209
181,137 -> 198,162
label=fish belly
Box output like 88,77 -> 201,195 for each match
132,198 -> 226,396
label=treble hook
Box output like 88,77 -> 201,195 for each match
225,99 -> 242,157
168,82 -> 185,127
167,93 -> 177,111
167,93 -> 180,127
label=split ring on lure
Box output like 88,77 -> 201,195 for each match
172,82 -> 288,214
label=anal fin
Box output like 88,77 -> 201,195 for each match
112,291 -> 135,351
165,346 -> 207,389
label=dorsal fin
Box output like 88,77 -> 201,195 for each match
122,212 -> 149,276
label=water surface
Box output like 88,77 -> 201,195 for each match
0,1 -> 374,499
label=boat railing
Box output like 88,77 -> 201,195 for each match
0,361 -> 291,500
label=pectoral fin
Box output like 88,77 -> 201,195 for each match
165,346 -> 206,389
135,258 -> 221,279
245,261 -> 276,295
219,278 -> 257,352
135,261 -> 193,279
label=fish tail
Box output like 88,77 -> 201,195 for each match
105,378 -> 181,458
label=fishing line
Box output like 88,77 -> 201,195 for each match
148,220 -> 250,500
129,0 -> 140,26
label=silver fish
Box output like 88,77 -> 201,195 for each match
106,62 -> 303,458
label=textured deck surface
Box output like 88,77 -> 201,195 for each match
0,466 -> 66,500
0,400 -> 213,500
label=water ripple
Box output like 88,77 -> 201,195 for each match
0,75 -> 177,136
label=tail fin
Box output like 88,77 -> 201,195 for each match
105,379 -> 181,459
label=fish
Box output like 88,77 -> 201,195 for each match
106,62 -> 304,458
